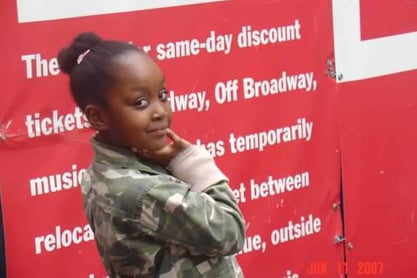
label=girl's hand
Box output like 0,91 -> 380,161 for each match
132,129 -> 191,166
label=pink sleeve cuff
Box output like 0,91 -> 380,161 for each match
167,145 -> 229,192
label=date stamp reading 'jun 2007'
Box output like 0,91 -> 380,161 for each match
306,260 -> 384,276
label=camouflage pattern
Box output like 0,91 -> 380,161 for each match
81,138 -> 246,277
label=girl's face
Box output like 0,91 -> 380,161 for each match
99,51 -> 172,151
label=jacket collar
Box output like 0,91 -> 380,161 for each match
91,136 -> 168,175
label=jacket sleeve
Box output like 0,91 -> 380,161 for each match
136,178 -> 246,257
112,145 -> 246,257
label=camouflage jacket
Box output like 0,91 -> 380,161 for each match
81,138 -> 246,277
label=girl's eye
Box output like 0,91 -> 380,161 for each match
159,89 -> 168,101
135,98 -> 149,107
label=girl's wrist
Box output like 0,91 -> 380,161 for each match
167,145 -> 228,192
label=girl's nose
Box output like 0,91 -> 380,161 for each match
151,102 -> 169,120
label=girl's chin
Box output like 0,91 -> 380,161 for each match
131,135 -> 169,152
149,139 -> 169,151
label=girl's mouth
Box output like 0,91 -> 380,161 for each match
148,127 -> 168,136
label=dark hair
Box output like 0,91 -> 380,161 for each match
57,32 -> 141,109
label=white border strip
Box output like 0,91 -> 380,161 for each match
17,0 -> 226,23
332,0 -> 417,82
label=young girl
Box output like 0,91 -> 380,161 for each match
57,32 -> 246,278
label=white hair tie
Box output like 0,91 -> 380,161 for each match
77,49 -> 91,65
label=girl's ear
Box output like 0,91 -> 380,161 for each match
84,104 -> 107,131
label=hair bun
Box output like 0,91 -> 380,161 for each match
57,32 -> 102,74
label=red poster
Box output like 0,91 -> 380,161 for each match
339,71 -> 417,278
1,0 -> 344,277
337,1 -> 417,277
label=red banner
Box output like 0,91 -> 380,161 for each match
335,1 -> 417,276
339,70 -> 417,277
1,0 -> 416,277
